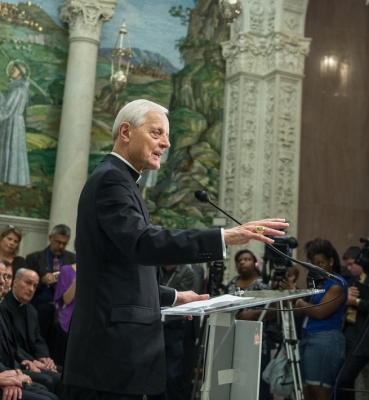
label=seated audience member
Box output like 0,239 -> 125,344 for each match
0,225 -> 28,274
0,368 -> 58,400
295,238 -> 348,400
1,269 -> 59,373
0,262 -> 59,399
336,246 -> 369,400
53,258 -> 76,366
0,260 -> 13,302
26,224 -> 76,351
148,264 -> 195,400
287,264 -> 300,289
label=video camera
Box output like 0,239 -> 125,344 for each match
208,261 -> 227,297
262,235 -> 298,283
355,238 -> 369,273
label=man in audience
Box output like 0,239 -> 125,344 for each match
148,264 -> 195,400
1,269 -> 59,373
26,224 -> 76,350
0,259 -> 12,302
337,246 -> 369,400
0,260 -> 59,399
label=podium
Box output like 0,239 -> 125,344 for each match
162,289 -> 323,400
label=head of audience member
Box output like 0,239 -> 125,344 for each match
111,99 -> 170,174
305,238 -> 341,275
0,260 -> 9,297
342,246 -> 362,278
0,225 -> 23,257
12,268 -> 39,304
49,224 -> 71,257
3,263 -> 13,295
234,249 -> 260,279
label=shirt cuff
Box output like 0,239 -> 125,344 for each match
172,289 -> 178,306
221,228 -> 227,259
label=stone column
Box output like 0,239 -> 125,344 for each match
49,0 -> 116,240
219,0 -> 310,276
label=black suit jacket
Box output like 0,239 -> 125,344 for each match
63,154 -> 223,395
26,248 -> 76,280
1,292 -> 50,360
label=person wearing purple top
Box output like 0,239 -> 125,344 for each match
54,263 -> 76,365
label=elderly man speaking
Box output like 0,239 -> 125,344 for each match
63,99 -> 288,400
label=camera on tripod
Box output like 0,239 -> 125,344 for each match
208,260 -> 227,297
262,235 -> 298,284
355,238 -> 369,273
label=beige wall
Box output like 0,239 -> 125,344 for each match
298,0 -> 369,262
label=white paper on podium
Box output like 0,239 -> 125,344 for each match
162,294 -> 254,316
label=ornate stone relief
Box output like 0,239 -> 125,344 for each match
261,79 -> 275,218
275,79 -> 299,224
222,32 -> 310,78
223,82 -> 239,215
249,0 -> 265,35
60,0 -> 116,43
237,78 -> 259,223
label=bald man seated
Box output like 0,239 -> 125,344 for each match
1,268 -> 66,398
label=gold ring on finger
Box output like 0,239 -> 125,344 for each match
255,226 -> 265,234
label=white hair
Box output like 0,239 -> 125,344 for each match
112,99 -> 168,141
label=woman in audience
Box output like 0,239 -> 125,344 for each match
227,249 -> 269,294
296,238 -> 348,400
53,254 -> 76,365
0,225 -> 28,273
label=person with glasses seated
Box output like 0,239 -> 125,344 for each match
25,225 -> 76,356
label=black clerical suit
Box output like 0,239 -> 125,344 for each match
63,154 -> 223,397
0,308 -> 58,400
0,293 -> 65,398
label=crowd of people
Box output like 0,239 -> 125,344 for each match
0,221 -> 367,400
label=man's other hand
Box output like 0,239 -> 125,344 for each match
174,291 -> 209,307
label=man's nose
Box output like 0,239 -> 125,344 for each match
161,136 -> 170,148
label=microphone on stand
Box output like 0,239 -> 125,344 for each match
194,190 -> 342,284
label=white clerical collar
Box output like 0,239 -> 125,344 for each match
12,292 -> 25,306
110,152 -> 142,183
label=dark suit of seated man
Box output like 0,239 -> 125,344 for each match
0,268 -> 66,398
0,261 -> 58,400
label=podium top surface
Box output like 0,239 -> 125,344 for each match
161,289 -> 324,316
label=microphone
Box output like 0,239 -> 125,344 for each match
194,190 -> 341,284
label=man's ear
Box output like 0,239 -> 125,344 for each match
118,122 -> 131,143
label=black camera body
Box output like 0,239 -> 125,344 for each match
263,235 -> 298,283
355,238 -> 369,273
208,261 -> 227,297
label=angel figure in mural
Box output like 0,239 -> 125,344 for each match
0,61 -> 31,187
140,147 -> 169,199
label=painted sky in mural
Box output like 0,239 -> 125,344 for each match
4,0 -> 193,68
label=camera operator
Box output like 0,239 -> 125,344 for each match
336,246 -> 369,400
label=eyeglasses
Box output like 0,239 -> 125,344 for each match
4,224 -> 22,235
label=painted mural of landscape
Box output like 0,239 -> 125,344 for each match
0,0 -> 229,229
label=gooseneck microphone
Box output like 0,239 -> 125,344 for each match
194,190 -> 341,284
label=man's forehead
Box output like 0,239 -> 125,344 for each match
0,264 -> 6,273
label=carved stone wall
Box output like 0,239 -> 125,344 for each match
220,0 -> 310,279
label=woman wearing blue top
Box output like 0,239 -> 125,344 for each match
295,239 -> 348,400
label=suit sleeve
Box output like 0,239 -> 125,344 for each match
95,168 -> 224,266
159,285 -> 176,307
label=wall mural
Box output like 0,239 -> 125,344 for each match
0,0 -> 228,229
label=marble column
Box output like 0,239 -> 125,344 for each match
49,0 -> 116,241
219,0 -> 310,277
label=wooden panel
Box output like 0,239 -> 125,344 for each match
298,0 -> 369,262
